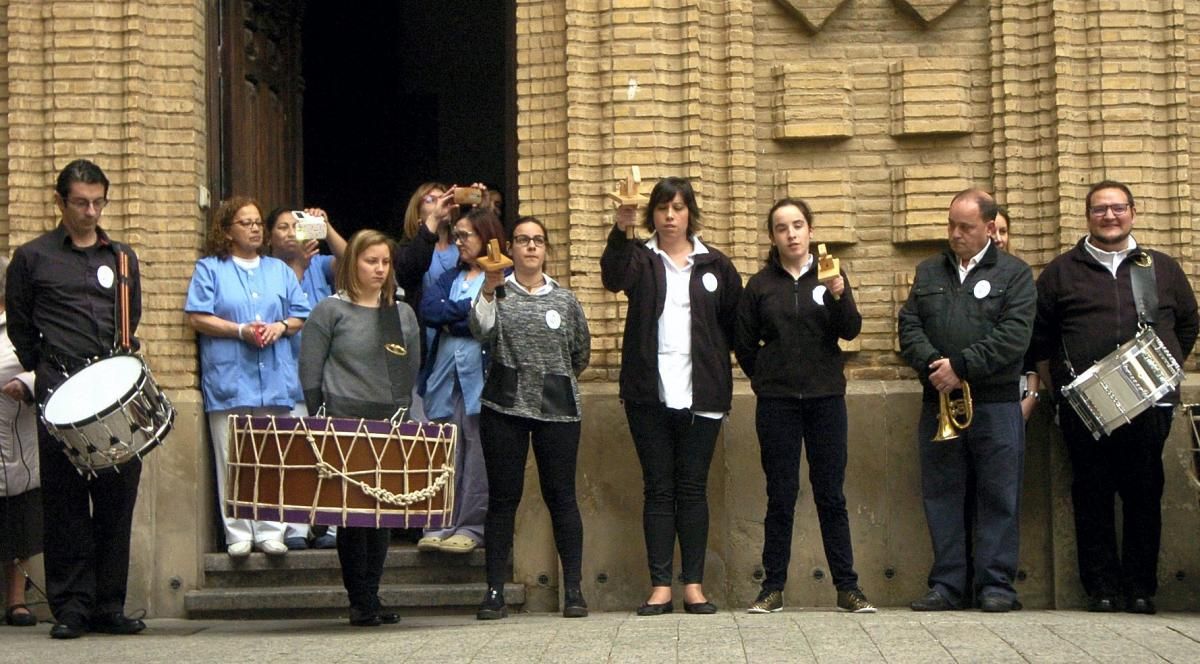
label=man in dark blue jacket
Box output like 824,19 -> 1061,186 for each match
898,189 -> 1036,613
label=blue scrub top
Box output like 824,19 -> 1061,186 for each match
185,255 -> 311,412
422,269 -> 485,419
286,254 -> 335,401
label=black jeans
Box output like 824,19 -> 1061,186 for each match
37,420 -> 141,625
480,407 -> 583,589
337,527 -> 391,613
624,401 -> 722,587
1060,404 -> 1172,598
756,396 -> 859,592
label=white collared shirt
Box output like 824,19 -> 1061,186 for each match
471,272 -> 557,335
645,234 -> 722,419
956,240 -> 991,283
1084,235 -> 1137,278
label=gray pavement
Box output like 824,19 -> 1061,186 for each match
2,610 -> 1199,663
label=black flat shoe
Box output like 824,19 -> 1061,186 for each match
1087,594 -> 1120,613
378,612 -> 401,624
477,587 -> 508,620
349,606 -> 382,627
910,589 -> 958,611
5,604 -> 37,627
979,593 -> 1022,613
563,587 -> 588,618
1126,596 -> 1156,615
683,601 -> 717,614
89,612 -> 146,635
636,601 -> 673,616
50,621 -> 88,639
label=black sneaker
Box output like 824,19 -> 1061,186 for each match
477,587 -> 508,620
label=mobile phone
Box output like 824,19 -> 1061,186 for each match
292,211 -> 327,241
453,186 -> 483,206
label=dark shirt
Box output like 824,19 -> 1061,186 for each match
5,224 -> 141,400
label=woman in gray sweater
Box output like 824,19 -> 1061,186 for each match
300,229 -> 420,627
470,216 -> 591,620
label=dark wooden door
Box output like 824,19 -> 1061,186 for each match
210,0 -> 305,210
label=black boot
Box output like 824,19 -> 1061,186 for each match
563,586 -> 588,618
476,587 -> 508,620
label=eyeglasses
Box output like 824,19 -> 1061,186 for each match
231,219 -> 265,229
1088,203 -> 1131,218
66,197 -> 107,212
512,235 -> 546,247
452,230 -> 477,242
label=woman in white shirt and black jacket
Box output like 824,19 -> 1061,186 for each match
733,198 -> 875,615
601,176 -> 742,615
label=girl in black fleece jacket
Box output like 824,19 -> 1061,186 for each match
734,198 -> 875,614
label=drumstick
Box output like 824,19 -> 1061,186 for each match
119,251 -> 131,351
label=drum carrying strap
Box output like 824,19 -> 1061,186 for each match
378,304 -> 411,406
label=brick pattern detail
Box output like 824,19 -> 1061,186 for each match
889,60 -> 973,136
771,0 -> 851,33
892,0 -> 964,25
775,168 -> 855,244
3,0 -> 207,391
771,62 -> 852,140
891,165 -> 969,243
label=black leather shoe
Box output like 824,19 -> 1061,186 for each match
50,621 -> 88,639
684,601 -> 717,614
1087,594 -> 1120,613
377,612 -> 401,624
910,589 -> 957,611
563,587 -> 588,618
1126,596 -> 1156,615
636,601 -> 673,616
979,593 -> 1022,613
349,606 -> 381,627
5,604 -> 37,627
90,612 -> 146,635
477,587 -> 508,620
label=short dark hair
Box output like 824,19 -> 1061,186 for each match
642,177 -> 702,235
950,188 -> 998,222
56,159 -> 109,200
1085,180 -> 1135,211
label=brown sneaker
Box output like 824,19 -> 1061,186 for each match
837,588 -> 877,613
747,589 -> 783,614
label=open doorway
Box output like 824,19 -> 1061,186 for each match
301,1 -> 510,238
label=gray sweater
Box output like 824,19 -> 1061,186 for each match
300,294 -> 420,420
469,276 -> 590,422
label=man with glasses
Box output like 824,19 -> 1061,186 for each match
4,159 -> 147,639
1031,180 -> 1198,614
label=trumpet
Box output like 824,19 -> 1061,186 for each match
932,381 -> 973,442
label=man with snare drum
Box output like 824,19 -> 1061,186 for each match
1031,180 -> 1198,614
898,189 -> 1035,613
5,160 -> 146,639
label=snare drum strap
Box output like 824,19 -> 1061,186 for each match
1129,251 -> 1158,328
378,304 -> 411,406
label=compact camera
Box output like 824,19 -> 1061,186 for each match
292,211 -> 327,242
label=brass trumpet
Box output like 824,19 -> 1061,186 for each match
932,381 -> 973,442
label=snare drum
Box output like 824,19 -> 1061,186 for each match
225,415 -> 456,529
1061,327 -> 1184,438
42,354 -> 175,474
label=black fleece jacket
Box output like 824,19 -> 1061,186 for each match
898,243 -> 1036,403
734,255 -> 861,399
1031,238 -> 1198,403
600,225 -> 743,412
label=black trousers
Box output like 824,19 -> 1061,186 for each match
1059,404 -> 1172,598
480,406 -> 583,589
624,401 -> 722,587
37,420 -> 141,625
336,527 -> 391,613
756,396 -> 858,592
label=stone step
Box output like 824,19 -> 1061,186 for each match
185,582 -> 526,619
200,545 -> 487,588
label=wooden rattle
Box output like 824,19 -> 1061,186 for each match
816,243 -> 841,301
606,166 -> 647,239
477,238 -> 513,299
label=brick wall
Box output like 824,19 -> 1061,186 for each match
2,0 -> 207,390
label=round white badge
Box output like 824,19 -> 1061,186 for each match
974,280 -> 991,299
97,265 -> 114,289
812,285 -> 827,305
702,272 -> 718,293
545,309 -> 562,330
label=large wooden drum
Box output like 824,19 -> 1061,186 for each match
225,415 -> 456,529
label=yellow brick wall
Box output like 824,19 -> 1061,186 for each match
2,0 -> 207,391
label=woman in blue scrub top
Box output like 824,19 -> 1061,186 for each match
185,196 -> 311,558
416,207 -> 506,555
